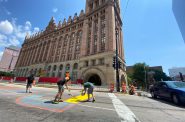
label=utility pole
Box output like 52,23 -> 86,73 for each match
114,0 -> 120,92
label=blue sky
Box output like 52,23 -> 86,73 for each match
0,0 -> 184,75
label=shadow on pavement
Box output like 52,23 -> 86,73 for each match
44,101 -> 53,104
148,97 -> 185,109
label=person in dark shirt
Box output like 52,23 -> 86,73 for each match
81,82 -> 95,102
26,74 -> 34,93
53,77 -> 71,104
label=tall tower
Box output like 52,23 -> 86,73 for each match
80,0 -> 126,86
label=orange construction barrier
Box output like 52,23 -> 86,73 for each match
129,85 -> 135,95
122,83 -> 127,93
110,83 -> 114,93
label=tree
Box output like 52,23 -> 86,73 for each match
152,70 -> 172,81
127,73 -> 133,86
132,63 -> 149,88
0,71 -> 14,77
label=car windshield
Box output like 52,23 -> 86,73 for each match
166,82 -> 185,88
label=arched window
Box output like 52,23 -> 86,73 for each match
53,65 -> 57,71
64,35 -> 68,46
76,31 -> 82,44
48,66 -> 51,71
66,64 -> 70,70
73,63 -> 78,70
59,64 -> 63,71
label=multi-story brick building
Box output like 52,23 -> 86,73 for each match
0,46 -> 20,72
15,0 -> 126,86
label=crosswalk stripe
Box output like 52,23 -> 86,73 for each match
108,93 -> 141,122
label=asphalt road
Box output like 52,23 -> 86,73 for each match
116,94 -> 185,122
0,83 -> 185,122
0,83 -> 121,122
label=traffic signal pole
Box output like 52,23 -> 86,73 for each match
114,0 -> 120,92
115,30 -> 120,92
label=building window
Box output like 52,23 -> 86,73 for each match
61,55 -> 65,61
62,48 -> 66,54
70,33 -> 75,45
69,47 -> 73,53
74,53 -> 79,59
59,64 -> 63,71
66,64 -> 70,70
64,35 -> 68,46
95,0 -> 99,7
73,63 -> 78,70
76,45 -> 80,51
53,65 -> 57,71
87,24 -> 92,55
99,58 -> 105,65
94,35 -> 97,53
92,60 -> 96,66
85,61 -> 89,67
94,20 -> 98,33
67,54 -> 72,60
76,31 -> 82,44
101,16 -> 106,51
89,3 -> 93,11
55,56 -> 59,62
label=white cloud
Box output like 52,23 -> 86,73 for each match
0,19 -> 40,47
25,21 -> 31,31
0,34 -> 9,47
0,20 -> 13,34
33,27 -> 39,33
52,8 -> 58,13
9,36 -> 20,46
0,0 -> 8,2
0,34 -> 7,40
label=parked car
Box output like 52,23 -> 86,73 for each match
150,81 -> 185,105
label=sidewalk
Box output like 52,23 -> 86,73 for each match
0,80 -> 152,97
0,80 -> 110,92
135,90 -> 151,97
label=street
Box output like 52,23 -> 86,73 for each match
0,83 -> 185,122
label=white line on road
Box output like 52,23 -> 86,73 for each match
108,93 -> 141,122
78,104 -> 116,111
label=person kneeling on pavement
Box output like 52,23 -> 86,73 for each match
81,82 -> 95,102
129,84 -> 135,95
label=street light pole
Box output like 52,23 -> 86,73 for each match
114,0 -> 120,92
144,66 -> 147,91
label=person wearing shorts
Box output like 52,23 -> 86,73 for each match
81,82 -> 95,102
53,77 -> 70,103
26,74 -> 34,93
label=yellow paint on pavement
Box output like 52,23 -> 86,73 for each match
65,94 -> 92,104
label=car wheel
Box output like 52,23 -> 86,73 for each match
151,91 -> 157,99
172,94 -> 180,105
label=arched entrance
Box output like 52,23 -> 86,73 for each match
88,74 -> 101,86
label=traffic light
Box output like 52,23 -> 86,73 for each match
112,56 -> 116,69
118,61 -> 122,69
